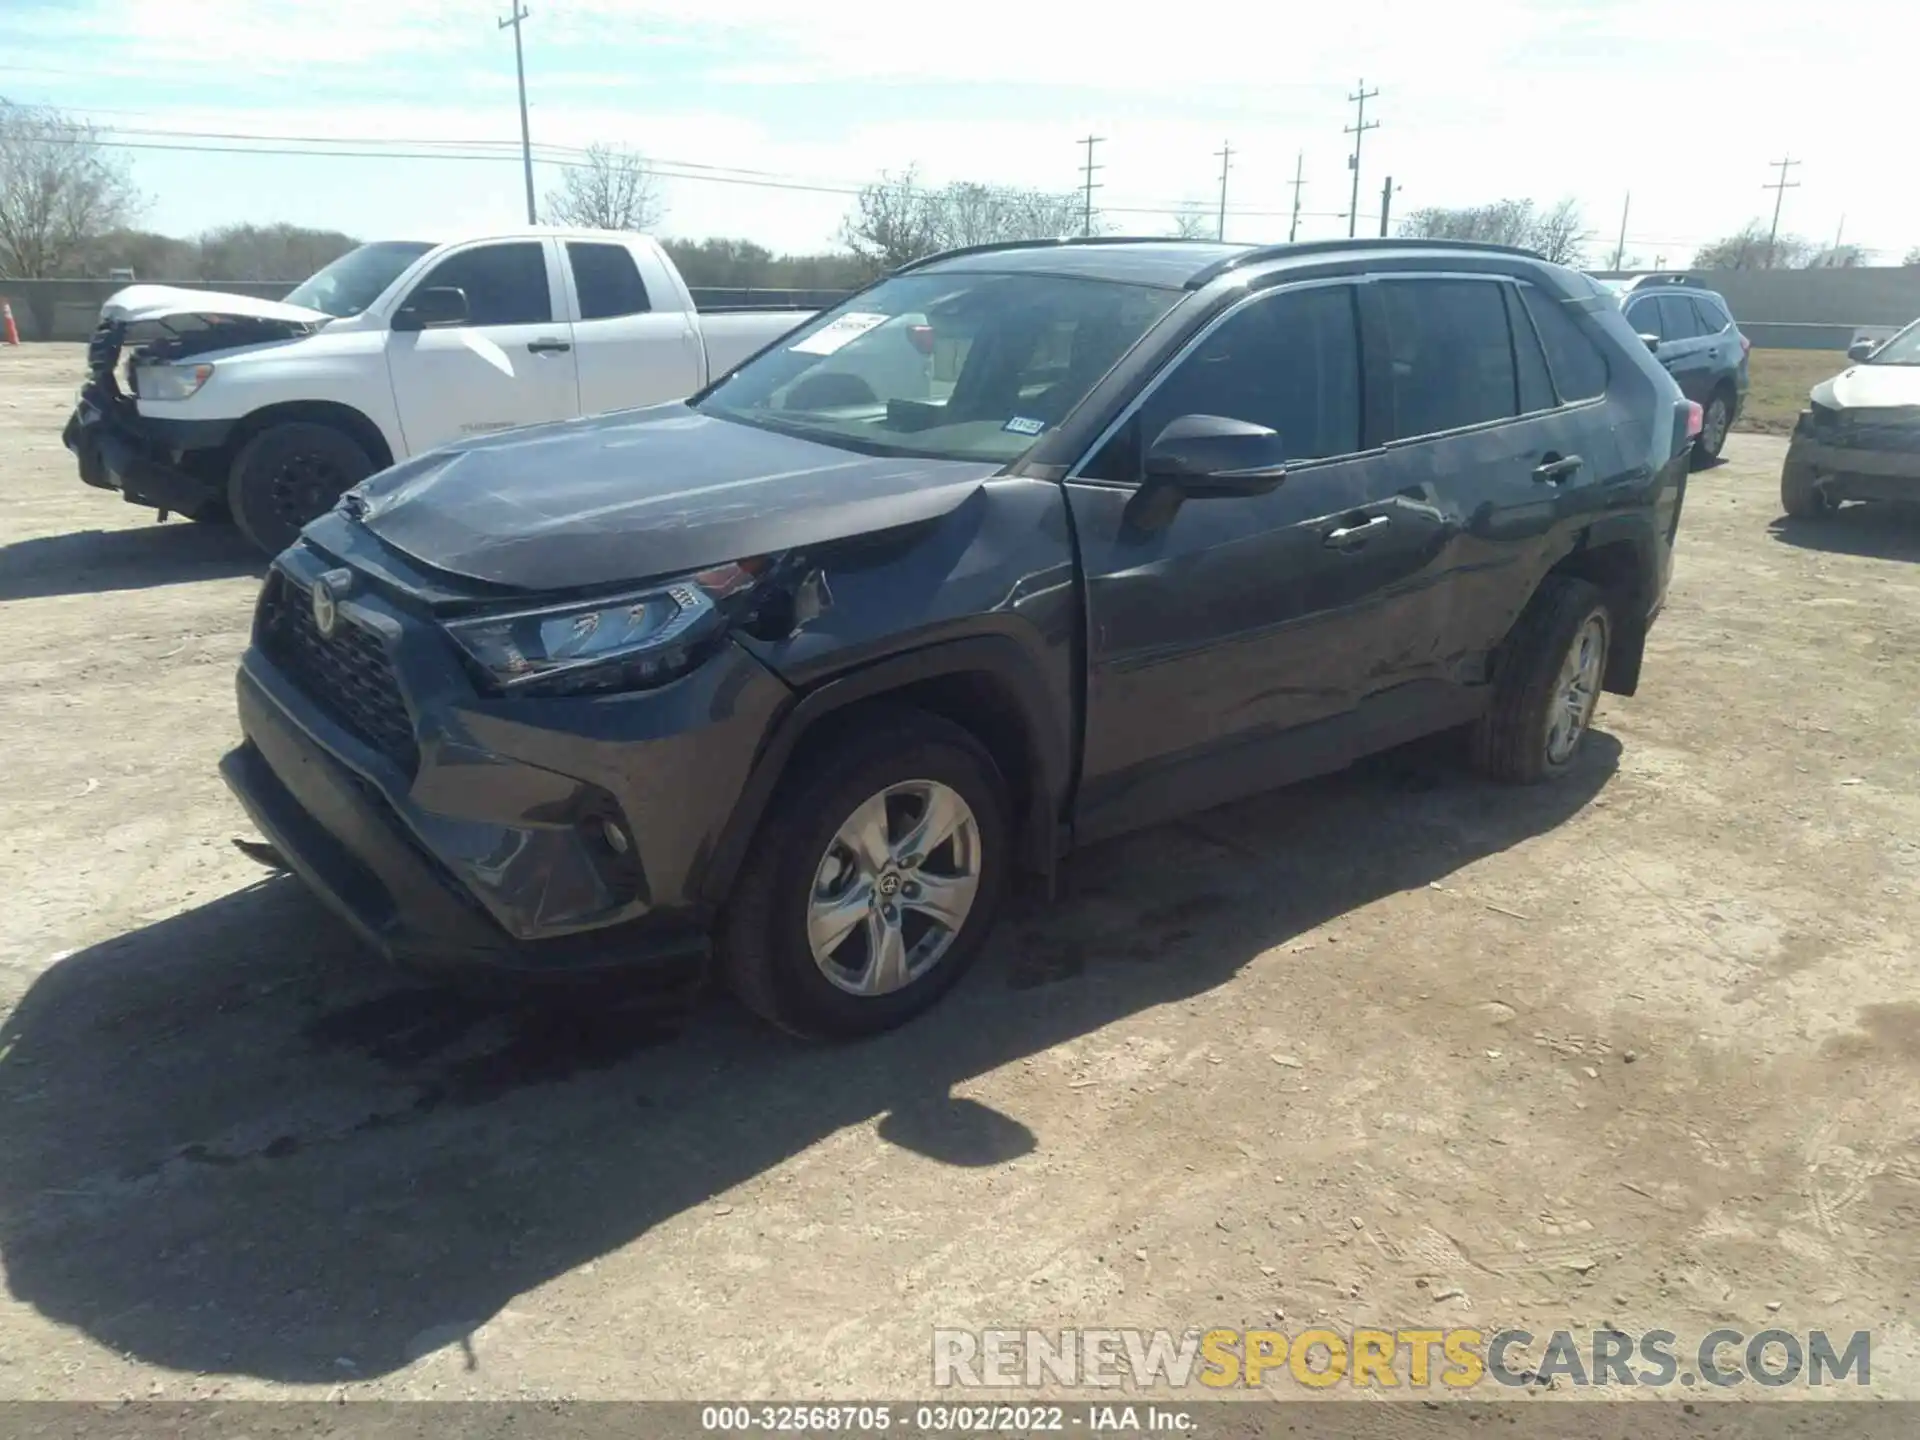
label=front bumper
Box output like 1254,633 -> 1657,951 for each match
1785,414 -> 1920,503
62,384 -> 233,514
220,533 -> 794,976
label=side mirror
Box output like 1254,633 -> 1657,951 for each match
392,286 -> 468,332
1143,414 -> 1289,497
1847,339 -> 1877,364
1638,333 -> 1661,354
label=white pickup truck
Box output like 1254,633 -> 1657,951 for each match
61,227 -> 822,553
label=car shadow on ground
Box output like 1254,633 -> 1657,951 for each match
0,730 -> 1618,1384
0,520 -> 261,602
1768,504 -> 1920,563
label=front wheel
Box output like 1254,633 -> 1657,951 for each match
228,422 -> 374,556
720,709 -> 1010,1039
1780,457 -> 1834,519
1693,389 -> 1733,466
1471,575 -> 1612,784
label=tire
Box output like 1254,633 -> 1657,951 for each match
1780,457 -> 1832,519
1693,386 -> 1734,466
720,708 -> 1011,1039
1470,575 -> 1612,785
227,422 -> 375,556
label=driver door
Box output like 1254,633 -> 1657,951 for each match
1066,279 -> 1450,842
384,239 -> 580,456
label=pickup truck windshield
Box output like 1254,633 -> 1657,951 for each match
694,272 -> 1179,462
285,241 -> 435,318
1869,321 -> 1920,366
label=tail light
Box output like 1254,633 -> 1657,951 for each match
1684,400 -> 1704,440
1739,333 -> 1751,357
906,323 -> 935,355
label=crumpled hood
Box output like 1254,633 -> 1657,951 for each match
1812,364 -> 1920,413
348,404 -> 1001,591
100,284 -> 332,328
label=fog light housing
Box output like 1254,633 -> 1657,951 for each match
600,818 -> 630,854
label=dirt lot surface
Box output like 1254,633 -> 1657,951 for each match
5,342 -> 1920,1403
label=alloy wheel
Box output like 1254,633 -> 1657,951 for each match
1545,614 -> 1607,766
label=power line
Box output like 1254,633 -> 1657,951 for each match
1763,155 -> 1800,264
498,2 -> 536,224
1079,135 -> 1103,238
1343,80 -> 1379,240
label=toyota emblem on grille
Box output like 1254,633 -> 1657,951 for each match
311,568 -> 353,638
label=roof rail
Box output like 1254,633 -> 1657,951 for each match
891,234 -> 1229,276
1626,272 -> 1695,291
1186,236 -> 1545,289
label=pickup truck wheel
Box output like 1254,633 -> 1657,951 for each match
720,710 -> 1010,1039
1470,575 -> 1611,784
228,422 -> 374,555
1780,458 -> 1833,518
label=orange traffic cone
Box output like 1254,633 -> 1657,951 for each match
1,300 -> 17,346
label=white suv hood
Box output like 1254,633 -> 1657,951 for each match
100,284 -> 332,327
1814,363 -> 1920,412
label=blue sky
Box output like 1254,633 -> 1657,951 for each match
1,0 -> 1909,266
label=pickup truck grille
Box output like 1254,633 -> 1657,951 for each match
258,572 -> 419,775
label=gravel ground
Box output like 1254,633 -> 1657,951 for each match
4,343 -> 1920,1403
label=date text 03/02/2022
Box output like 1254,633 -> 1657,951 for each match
700,1404 -> 1198,1434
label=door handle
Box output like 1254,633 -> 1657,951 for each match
1324,515 -> 1391,548
1533,455 -> 1584,485
526,338 -> 572,354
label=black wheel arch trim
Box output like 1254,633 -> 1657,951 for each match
699,634 -> 1070,910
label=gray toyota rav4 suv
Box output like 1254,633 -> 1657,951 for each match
222,238 -> 1697,1037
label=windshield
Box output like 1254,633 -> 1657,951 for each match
1867,319 -> 1920,366
694,271 -> 1181,462
285,240 -> 435,318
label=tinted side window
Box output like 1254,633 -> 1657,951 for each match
569,242 -> 651,320
1624,298 -> 1662,340
1380,279 -> 1516,439
1094,285 -> 1362,479
1520,286 -> 1610,402
1506,286 -> 1556,414
410,242 -> 551,327
1690,295 -> 1728,333
1657,295 -> 1703,341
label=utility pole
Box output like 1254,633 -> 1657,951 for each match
1611,192 -> 1630,270
500,2 -> 537,224
1378,176 -> 1396,237
1344,79 -> 1379,239
1287,151 -> 1305,243
1831,213 -> 1846,262
1215,142 -> 1233,242
1763,156 -> 1800,267
1078,135 -> 1103,238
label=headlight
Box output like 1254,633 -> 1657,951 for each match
443,560 -> 766,698
135,361 -> 214,401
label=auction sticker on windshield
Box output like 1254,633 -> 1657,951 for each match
790,312 -> 890,355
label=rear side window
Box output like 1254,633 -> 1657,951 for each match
1506,286 -> 1556,414
1690,295 -> 1729,333
1095,284 -> 1362,478
1519,287 -> 1609,402
1656,295 -> 1704,341
1380,279 -> 1516,439
569,242 -> 652,320
409,242 -> 551,327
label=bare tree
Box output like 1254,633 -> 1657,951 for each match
1691,220 -> 1813,270
1168,202 -> 1214,240
544,143 -> 666,231
1398,197 -> 1586,263
0,98 -> 142,277
1804,243 -> 1869,269
841,168 -> 942,274
1905,245 -> 1920,267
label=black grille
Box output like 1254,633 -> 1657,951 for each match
259,573 -> 419,774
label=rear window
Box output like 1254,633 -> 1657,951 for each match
569,242 -> 652,321
1519,286 -> 1609,402
1380,278 -> 1517,439
1691,295 -> 1729,332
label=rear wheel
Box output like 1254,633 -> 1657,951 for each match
1694,387 -> 1733,465
720,709 -> 1010,1039
228,422 -> 374,555
1780,458 -> 1834,519
1470,575 -> 1612,784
